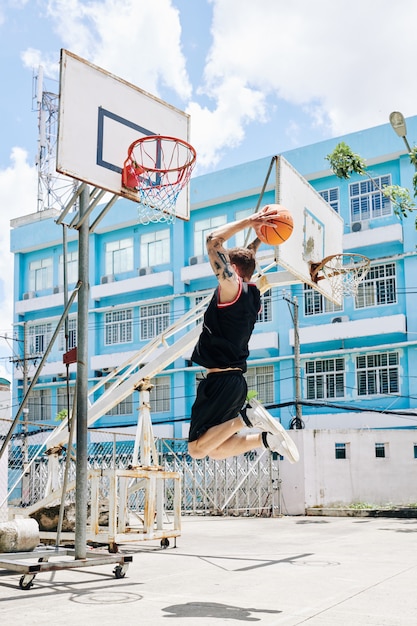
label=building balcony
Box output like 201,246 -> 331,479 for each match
289,313 -> 406,346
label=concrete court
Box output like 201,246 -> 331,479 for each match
0,515 -> 416,625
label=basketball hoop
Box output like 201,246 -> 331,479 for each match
122,135 -> 196,224
310,253 -> 371,299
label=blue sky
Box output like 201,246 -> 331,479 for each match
1,0 -> 417,379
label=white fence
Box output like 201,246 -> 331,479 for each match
2,423 -> 417,519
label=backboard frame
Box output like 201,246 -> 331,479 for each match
57,49 -> 191,220
257,156 -> 345,305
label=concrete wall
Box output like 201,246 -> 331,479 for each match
280,428 -> 417,515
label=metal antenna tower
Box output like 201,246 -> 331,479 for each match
33,66 -> 78,212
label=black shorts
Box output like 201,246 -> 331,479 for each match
188,371 -> 247,442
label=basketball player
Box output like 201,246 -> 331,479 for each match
188,208 -> 299,463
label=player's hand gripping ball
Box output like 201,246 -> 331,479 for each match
255,204 -> 294,246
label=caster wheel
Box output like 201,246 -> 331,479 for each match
113,565 -> 126,579
19,575 -> 34,590
160,538 -> 170,549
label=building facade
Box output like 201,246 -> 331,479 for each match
10,116 -> 417,437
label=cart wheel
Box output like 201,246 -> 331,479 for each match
160,538 -> 170,549
113,565 -> 126,579
19,575 -> 34,590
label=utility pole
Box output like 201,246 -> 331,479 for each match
283,293 -> 303,428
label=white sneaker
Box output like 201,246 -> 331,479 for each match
242,398 -> 299,463
263,432 -> 300,464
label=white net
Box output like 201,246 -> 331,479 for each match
319,253 -> 371,298
122,135 -> 196,224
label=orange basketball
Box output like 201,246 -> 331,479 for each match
255,205 -> 294,246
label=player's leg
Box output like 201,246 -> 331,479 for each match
241,397 -> 299,463
188,415 -> 247,459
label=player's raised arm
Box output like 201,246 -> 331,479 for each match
205,208 -> 277,302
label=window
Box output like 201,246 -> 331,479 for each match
59,251 -> 78,285
58,317 -> 77,351
304,284 -> 342,316
355,263 -> 396,308
106,388 -> 133,416
27,389 -> 51,421
375,443 -> 386,458
335,443 -> 348,459
245,365 -> 274,404
356,352 -> 399,396
105,309 -> 133,345
319,188 -> 340,213
306,358 -> 345,400
414,444 -> 417,459
57,386 -> 75,414
28,323 -> 52,355
105,238 -> 133,275
257,292 -> 272,323
140,302 -> 170,341
150,376 -> 170,413
29,258 -> 53,291
194,215 -> 227,257
349,175 -> 391,222
234,209 -> 252,247
140,229 -> 170,268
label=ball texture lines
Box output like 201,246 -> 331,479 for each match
255,205 -> 294,246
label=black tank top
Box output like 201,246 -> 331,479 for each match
191,279 -> 261,372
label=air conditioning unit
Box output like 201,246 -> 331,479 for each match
57,372 -> 66,378
23,291 -> 35,300
53,286 -> 63,294
351,220 -> 369,232
138,267 -> 153,276
102,367 -> 114,373
189,255 -> 205,266
101,275 -> 114,284
332,315 -> 349,324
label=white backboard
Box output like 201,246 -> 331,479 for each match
57,49 -> 191,220
267,156 -> 344,304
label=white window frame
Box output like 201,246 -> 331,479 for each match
245,365 -> 274,404
356,352 -> 399,396
28,323 -> 52,355
194,215 -> 227,257
140,302 -> 170,341
57,386 -> 75,414
104,309 -> 133,345
150,376 -> 171,413
140,229 -> 170,268
319,187 -> 340,213
105,237 -> 133,275
28,388 -> 51,421
304,284 -> 343,316
58,317 -> 77,351
349,174 -> 392,222
355,262 -> 396,309
29,258 -> 53,291
59,250 -> 78,285
305,358 -> 345,400
257,292 -> 272,323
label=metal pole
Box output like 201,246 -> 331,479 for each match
74,185 -> 89,559
293,296 -> 303,427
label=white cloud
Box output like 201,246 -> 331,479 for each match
192,0 -> 417,162
0,148 -> 37,334
45,0 -> 192,99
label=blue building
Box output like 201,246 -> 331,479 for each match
10,116 -> 417,436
